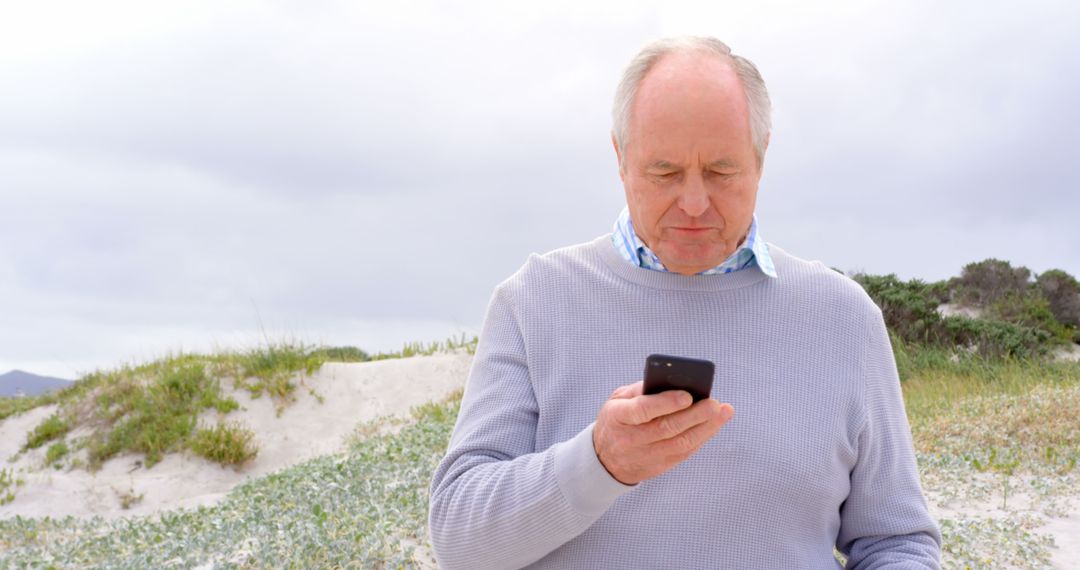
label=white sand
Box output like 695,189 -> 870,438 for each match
936,303 -> 984,319
0,352 -> 472,520
1054,344 -> 1080,363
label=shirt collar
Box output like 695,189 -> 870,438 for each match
610,206 -> 777,278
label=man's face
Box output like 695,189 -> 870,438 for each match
615,51 -> 765,276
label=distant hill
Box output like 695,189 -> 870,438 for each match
0,369 -> 72,397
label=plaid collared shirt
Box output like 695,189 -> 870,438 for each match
610,206 -> 777,278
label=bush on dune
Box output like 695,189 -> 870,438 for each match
852,259 -> 1079,364
189,421 -> 258,466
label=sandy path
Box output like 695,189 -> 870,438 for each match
0,353 -> 472,520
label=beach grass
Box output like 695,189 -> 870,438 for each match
5,342 -> 372,472
0,393 -> 56,424
189,420 -> 260,466
0,469 -> 22,506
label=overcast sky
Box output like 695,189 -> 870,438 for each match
2,0 -> 1077,379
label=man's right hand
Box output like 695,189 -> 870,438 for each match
592,381 -> 734,485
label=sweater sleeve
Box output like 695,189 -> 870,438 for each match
836,305 -> 942,569
428,283 -> 634,569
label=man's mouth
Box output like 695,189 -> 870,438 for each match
669,227 -> 713,235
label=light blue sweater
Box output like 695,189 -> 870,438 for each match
429,235 -> 941,569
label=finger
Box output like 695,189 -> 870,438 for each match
609,381 -> 643,400
645,399 -> 725,442
653,402 -> 734,457
613,390 -> 692,426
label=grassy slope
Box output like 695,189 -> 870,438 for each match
3,335 -> 478,473
8,345 -> 329,472
897,339 -> 1080,569
1,340 -> 1078,569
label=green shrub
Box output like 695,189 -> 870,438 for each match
939,316 -> 1050,360
951,258 -> 1031,306
90,411 -> 196,468
24,413 -> 70,450
45,441 -> 69,466
1036,268 -> 1080,330
311,346 -> 370,362
987,291 -> 1073,345
851,273 -> 948,345
855,266 -> 1071,360
85,361 -> 232,468
189,421 -> 258,466
243,345 -> 323,383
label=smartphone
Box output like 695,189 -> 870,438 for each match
642,354 -> 715,402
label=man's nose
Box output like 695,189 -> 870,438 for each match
677,174 -> 710,218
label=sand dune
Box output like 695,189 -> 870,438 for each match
0,353 -> 472,520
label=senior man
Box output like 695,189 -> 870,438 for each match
429,36 -> 941,569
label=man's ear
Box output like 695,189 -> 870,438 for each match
757,132 -> 771,175
611,134 -> 625,182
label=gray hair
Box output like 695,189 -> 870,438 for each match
612,36 -> 772,168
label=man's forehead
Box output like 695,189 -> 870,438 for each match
635,51 -> 742,104
630,49 -> 756,159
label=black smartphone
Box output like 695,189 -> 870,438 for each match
642,354 -> 715,402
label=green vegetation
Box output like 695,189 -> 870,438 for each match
189,421 -> 259,466
903,359 -> 1080,568
0,468 -> 23,506
22,412 -> 70,450
1035,269 -> 1080,332
0,393 -> 55,424
81,357 -> 239,469
45,441 -> 69,467
0,392 -> 462,568
368,333 -> 479,361
853,258 -> 1079,360
310,334 -> 478,365
2,337 -> 477,474
213,344 -> 328,413
309,345 -> 370,362
938,515 -> 1055,569
3,343 -> 366,472
904,357 -> 1080,479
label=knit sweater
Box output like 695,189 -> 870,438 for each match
429,235 -> 941,569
